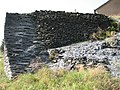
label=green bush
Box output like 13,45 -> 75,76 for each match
49,49 -> 59,60
90,22 -> 119,41
0,40 -> 4,53
90,18 -> 120,41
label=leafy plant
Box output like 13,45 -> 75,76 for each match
90,20 -> 119,41
49,49 -> 59,60
0,40 -> 4,53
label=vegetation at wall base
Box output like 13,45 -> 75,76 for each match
0,53 -> 120,90
90,19 -> 120,41
0,40 -> 4,53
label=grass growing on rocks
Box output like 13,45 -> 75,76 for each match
0,53 -> 120,90
0,52 -> 9,90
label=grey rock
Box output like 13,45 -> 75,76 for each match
48,33 -> 120,77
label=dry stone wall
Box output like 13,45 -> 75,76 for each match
31,10 -> 111,48
4,10 -> 111,79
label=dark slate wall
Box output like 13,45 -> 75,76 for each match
4,10 -> 111,79
4,13 -> 48,79
31,10 -> 111,49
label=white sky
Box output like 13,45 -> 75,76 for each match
0,0 -> 108,45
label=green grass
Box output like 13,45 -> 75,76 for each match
0,53 -> 120,90
0,52 -> 10,90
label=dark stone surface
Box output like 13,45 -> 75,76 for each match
31,10 -> 111,49
4,13 -> 48,79
4,10 -> 111,79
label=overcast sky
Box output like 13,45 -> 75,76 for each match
0,0 -> 108,45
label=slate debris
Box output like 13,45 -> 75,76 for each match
48,33 -> 120,77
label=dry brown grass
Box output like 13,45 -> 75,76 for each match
111,16 -> 120,19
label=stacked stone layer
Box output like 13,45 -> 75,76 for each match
4,13 -> 48,79
31,10 -> 111,48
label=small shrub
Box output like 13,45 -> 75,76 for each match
0,40 -> 4,53
90,18 -> 119,41
49,49 -> 59,60
28,57 -> 45,73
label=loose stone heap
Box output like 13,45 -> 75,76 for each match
48,33 -> 120,77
